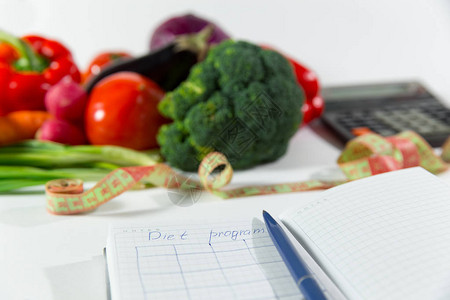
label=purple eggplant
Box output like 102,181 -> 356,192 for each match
150,13 -> 230,50
85,27 -> 214,93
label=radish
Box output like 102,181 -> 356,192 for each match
44,76 -> 88,123
37,119 -> 86,145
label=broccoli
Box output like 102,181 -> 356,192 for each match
157,40 -> 304,171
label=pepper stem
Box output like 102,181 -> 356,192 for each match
0,30 -> 48,72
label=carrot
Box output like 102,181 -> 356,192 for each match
0,118 -> 21,146
0,110 -> 53,146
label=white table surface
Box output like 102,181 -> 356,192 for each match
1,1 -> 450,299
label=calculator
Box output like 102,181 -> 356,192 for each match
320,81 -> 450,147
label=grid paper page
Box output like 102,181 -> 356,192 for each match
282,167 -> 450,300
106,220 -> 304,300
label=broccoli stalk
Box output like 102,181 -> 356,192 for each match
157,40 -> 304,171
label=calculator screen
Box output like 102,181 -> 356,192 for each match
323,82 -> 423,101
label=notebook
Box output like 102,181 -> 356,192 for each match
105,167 -> 450,300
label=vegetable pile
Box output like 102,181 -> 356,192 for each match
158,40 -> 304,171
0,13 -> 324,192
0,31 -> 80,114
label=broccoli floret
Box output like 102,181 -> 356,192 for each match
157,40 -> 304,171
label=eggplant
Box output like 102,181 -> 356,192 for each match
85,26 -> 213,93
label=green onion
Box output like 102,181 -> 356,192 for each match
0,140 -> 162,193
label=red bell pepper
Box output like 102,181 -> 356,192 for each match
0,31 -> 81,116
288,57 -> 324,125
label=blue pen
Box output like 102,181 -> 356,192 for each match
263,210 -> 327,300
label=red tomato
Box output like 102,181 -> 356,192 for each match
85,72 -> 166,150
82,52 -> 131,83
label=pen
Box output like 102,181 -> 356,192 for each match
263,210 -> 327,300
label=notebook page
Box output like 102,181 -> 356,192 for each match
281,167 -> 450,300
106,220 -> 304,300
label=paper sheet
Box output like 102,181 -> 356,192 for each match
282,167 -> 450,300
106,220 -> 304,300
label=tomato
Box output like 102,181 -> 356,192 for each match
85,72 -> 166,150
82,51 -> 131,83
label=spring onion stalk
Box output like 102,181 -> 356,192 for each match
0,167 -> 111,192
0,140 -> 161,193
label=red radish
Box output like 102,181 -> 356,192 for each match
37,119 -> 86,145
44,76 -> 88,123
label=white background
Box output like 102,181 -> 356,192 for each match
1,1 -> 450,299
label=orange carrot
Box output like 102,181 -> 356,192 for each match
0,110 -> 53,146
0,118 -> 21,146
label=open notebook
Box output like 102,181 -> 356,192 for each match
105,167 -> 450,300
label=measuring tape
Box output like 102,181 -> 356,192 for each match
46,131 -> 449,215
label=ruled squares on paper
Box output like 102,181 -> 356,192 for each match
282,167 -> 450,300
106,221 -> 304,300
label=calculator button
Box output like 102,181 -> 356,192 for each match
432,113 -> 450,121
374,115 -> 390,122
417,127 -> 435,134
351,127 -> 373,136
433,124 -> 450,132
338,119 -> 360,129
364,120 -> 380,127
349,112 -> 365,118
377,129 -> 397,136
335,112 -> 353,119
